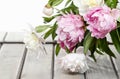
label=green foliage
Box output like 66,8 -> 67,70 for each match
89,53 -> 96,62
83,32 -> 95,54
43,16 -> 55,23
105,0 -> 117,8
43,14 -> 60,23
43,22 -> 58,40
65,0 -> 72,6
55,44 -> 61,56
35,25 -> 50,33
96,49 -> 104,55
89,39 -> 97,62
48,0 -> 63,7
110,29 -> 120,53
98,38 -> 116,57
65,47 -> 71,53
44,28 -> 53,39
60,2 -> 79,14
52,23 -> 58,40
39,0 -> 120,60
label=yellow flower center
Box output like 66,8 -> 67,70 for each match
85,0 -> 98,7
32,33 -> 39,42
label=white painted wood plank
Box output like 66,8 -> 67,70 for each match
0,44 -> 26,79
21,45 -> 52,79
86,53 -> 117,79
0,32 -> 6,42
54,49 -> 85,79
5,32 -> 24,42
4,32 -> 53,42
110,46 -> 120,78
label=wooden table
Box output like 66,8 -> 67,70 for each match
0,32 -> 120,79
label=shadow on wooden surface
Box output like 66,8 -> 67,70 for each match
0,32 -> 120,79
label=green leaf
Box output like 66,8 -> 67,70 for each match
89,38 -> 96,53
60,2 -> 79,14
47,0 -> 63,6
48,0 -> 54,6
44,28 -> 53,39
96,39 -> 104,53
89,53 -> 96,62
105,0 -> 117,8
89,44 -> 96,62
117,22 -> 120,28
52,23 -> 58,40
88,38 -> 98,62
99,38 -> 116,57
65,0 -> 71,6
83,32 -> 94,54
43,16 -> 55,23
65,47 -> 70,53
55,44 -> 61,56
35,25 -> 50,33
96,49 -> 104,55
110,30 -> 120,53
43,14 -> 60,23
52,0 -> 63,6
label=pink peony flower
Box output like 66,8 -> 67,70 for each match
56,14 -> 85,51
84,6 -> 119,39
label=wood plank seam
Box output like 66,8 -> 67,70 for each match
2,32 -> 8,42
0,32 -> 7,44
51,44 -> 55,79
0,41 -> 57,44
16,48 -> 28,79
84,72 -> 87,79
110,57 -> 120,79
0,42 -> 24,44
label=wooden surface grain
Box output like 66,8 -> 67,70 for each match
0,32 -> 120,79
21,45 -> 53,79
0,32 -> 6,42
110,46 -> 120,79
86,54 -> 117,79
4,32 -> 24,42
0,44 -> 26,79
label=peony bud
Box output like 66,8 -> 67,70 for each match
43,4 -> 53,16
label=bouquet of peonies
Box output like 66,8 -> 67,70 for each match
24,0 -> 120,73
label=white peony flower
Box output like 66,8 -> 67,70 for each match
72,0 -> 104,15
23,26 -> 46,54
24,32 -> 43,50
43,4 -> 54,16
58,47 -> 89,73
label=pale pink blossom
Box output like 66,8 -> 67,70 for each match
112,9 -> 120,20
84,6 -> 119,39
56,14 -> 84,51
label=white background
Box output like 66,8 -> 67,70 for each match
0,0 -> 48,32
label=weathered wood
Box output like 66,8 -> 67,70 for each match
110,46 -> 120,79
21,45 -> 52,79
86,53 -> 117,79
16,48 -> 27,79
0,32 -> 7,42
4,32 -> 24,42
54,49 -> 85,79
0,44 -> 26,79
